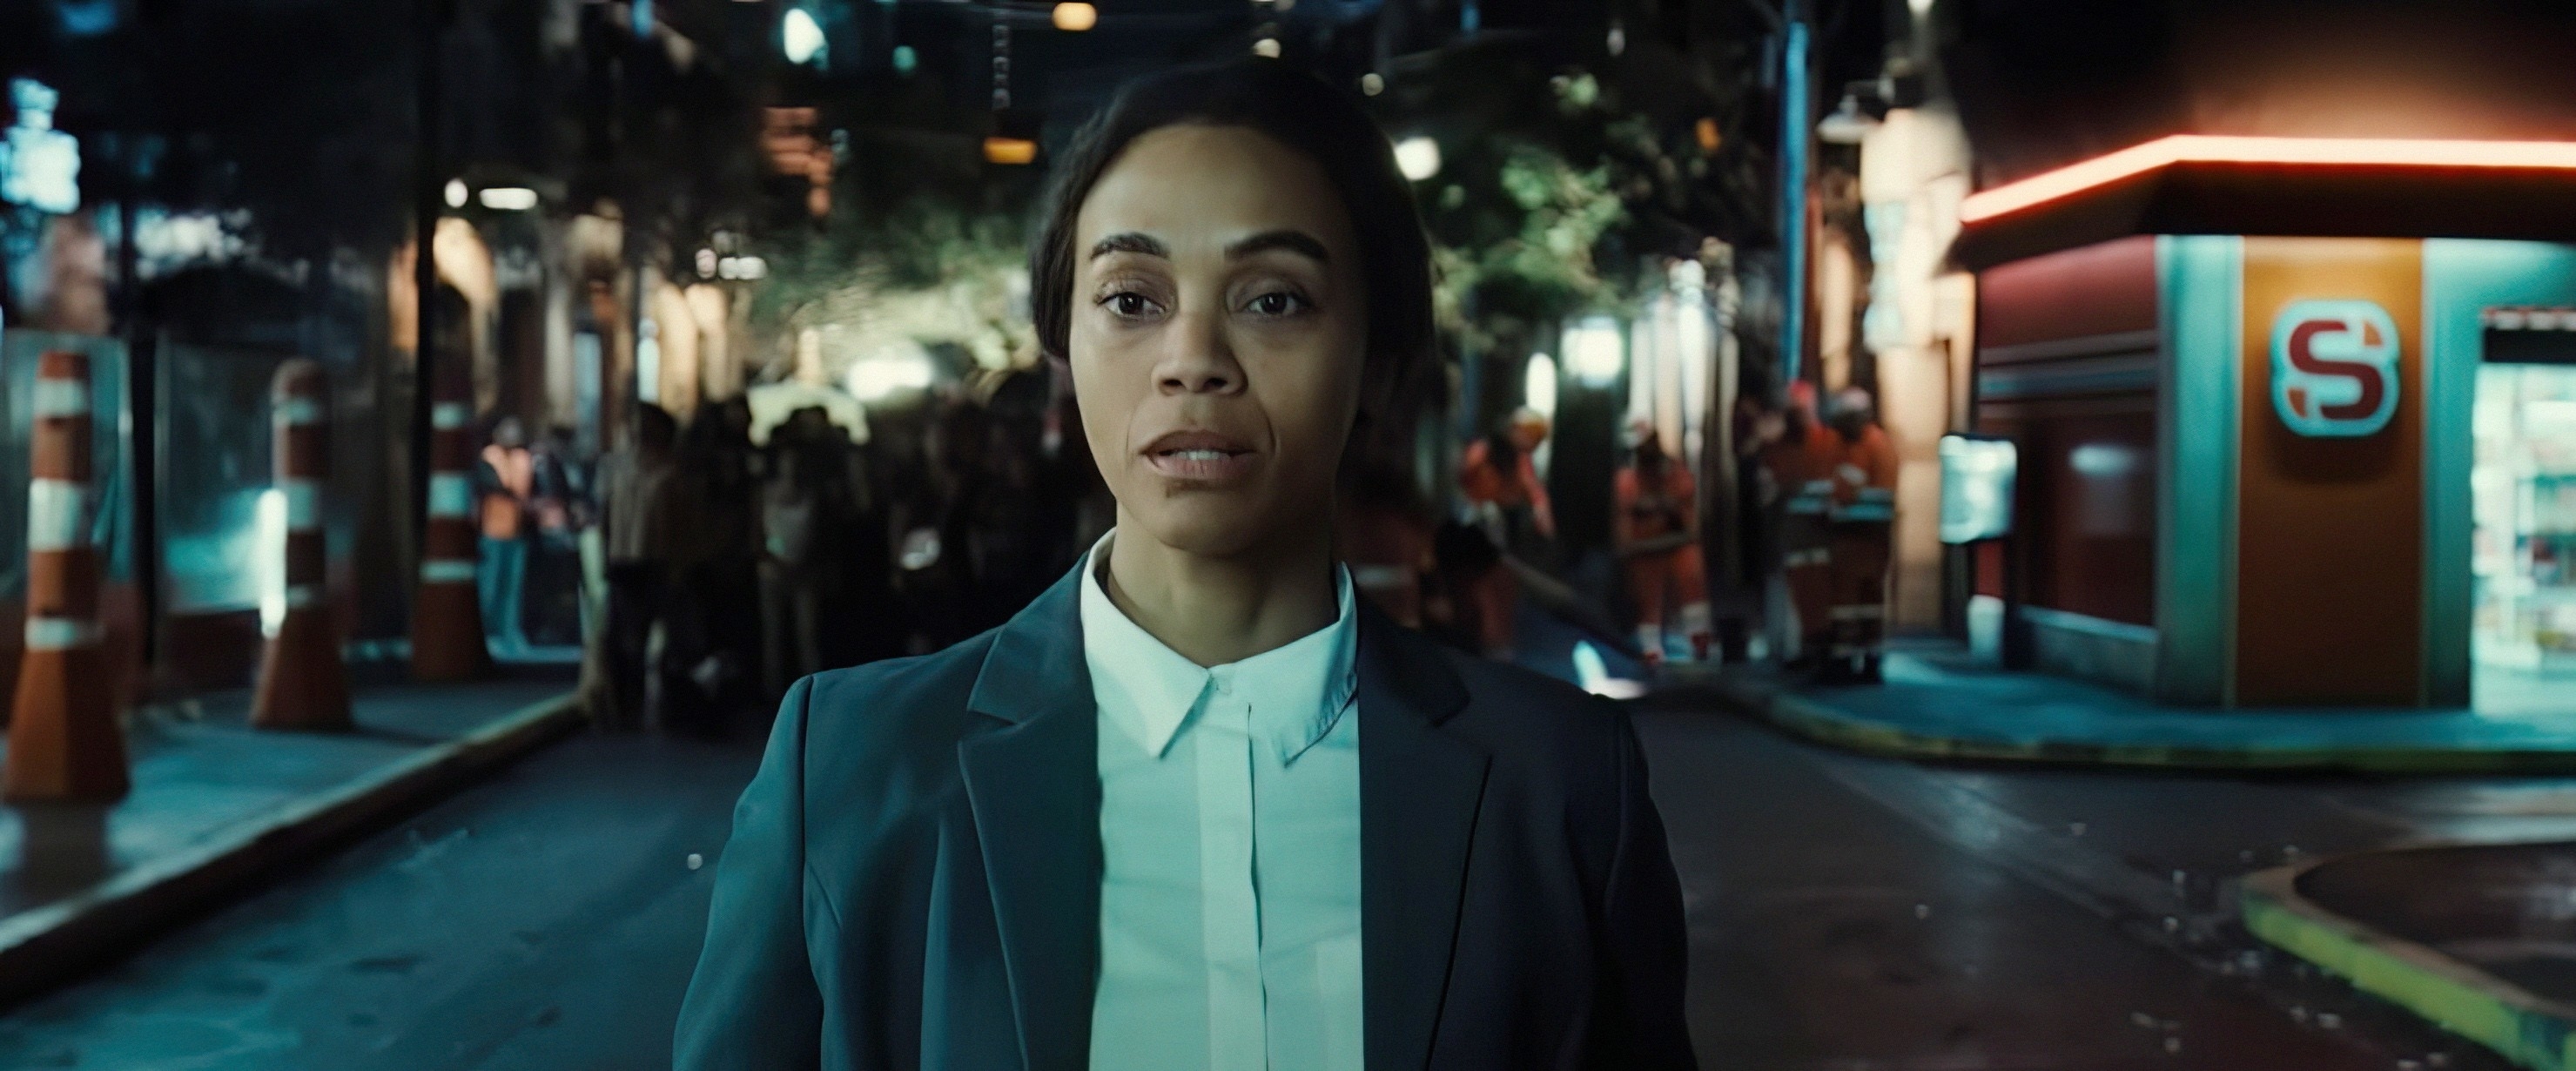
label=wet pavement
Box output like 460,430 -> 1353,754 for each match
2294,840 -> 2576,1004
2,683 -> 2566,1068
0,724 -> 765,1071
1638,701 -> 2507,1070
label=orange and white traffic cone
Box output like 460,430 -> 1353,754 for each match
409,366 -> 486,681
5,350 -> 129,803
252,360 -> 353,730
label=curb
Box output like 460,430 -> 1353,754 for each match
1681,670 -> 2576,773
0,690 -> 587,1008
2241,859 -> 2576,1071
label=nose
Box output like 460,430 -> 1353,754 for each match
1152,308 -> 1244,397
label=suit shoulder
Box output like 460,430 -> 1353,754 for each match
796,631 -> 1000,761
1439,649 -> 1631,756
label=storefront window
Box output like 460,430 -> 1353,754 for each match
2471,360 -> 2576,677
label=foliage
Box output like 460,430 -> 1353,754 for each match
746,167 -> 1036,381
1423,133 -> 1631,354
1414,71 -> 1678,355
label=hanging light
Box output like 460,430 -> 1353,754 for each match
1360,72 -> 1384,97
1052,3 -> 1096,30
442,178 -> 467,209
985,138 -> 1037,165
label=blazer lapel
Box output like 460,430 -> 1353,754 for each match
960,568 -> 1101,1071
1357,607 -> 1487,1071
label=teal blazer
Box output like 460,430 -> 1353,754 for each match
674,564 -> 1694,1070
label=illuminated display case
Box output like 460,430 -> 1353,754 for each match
2472,320 -> 2576,675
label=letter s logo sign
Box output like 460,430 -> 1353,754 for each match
2270,299 -> 2401,438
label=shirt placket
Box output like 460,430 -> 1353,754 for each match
1196,668 -> 1268,1068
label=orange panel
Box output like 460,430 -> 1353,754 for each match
2234,238 -> 2424,706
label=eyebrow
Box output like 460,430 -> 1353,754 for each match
1089,232 -> 1168,259
1086,229 -> 1332,265
1226,230 -> 1330,264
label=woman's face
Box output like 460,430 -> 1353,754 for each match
1069,124 -> 1369,558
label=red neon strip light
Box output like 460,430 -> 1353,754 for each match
1959,135 -> 2576,223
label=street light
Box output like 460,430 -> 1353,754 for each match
783,8 -> 826,66
1394,137 -> 1441,181
1052,3 -> 1096,31
1565,317 -> 1624,387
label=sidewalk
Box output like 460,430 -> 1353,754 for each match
0,668 -> 583,1007
1673,639 -> 2576,772
2244,842 -> 2576,1071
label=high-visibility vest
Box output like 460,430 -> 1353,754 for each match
1830,426 -> 1898,523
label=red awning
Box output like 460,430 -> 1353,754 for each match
1950,136 -> 2576,271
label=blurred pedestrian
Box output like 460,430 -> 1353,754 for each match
523,424 -> 588,647
595,404 -> 689,730
1761,382 -> 1846,667
1826,387 -> 1898,682
476,415 -> 535,656
676,397 -> 763,725
759,407 -> 863,699
1455,412 -> 1556,660
1460,408 -> 1556,565
1614,421 -> 1713,669
1337,461 -> 1436,628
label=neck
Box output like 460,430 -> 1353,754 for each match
1102,507 -> 1340,668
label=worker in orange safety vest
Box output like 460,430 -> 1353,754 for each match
1614,421 -> 1712,669
1826,387 -> 1898,682
1759,382 -> 1844,667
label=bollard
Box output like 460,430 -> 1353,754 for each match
5,350 -> 129,803
408,365 -> 487,681
252,360 -> 353,730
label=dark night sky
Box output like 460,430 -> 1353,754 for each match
1940,0 -> 2576,185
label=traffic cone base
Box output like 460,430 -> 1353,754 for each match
252,613 -> 353,731
5,647 -> 130,803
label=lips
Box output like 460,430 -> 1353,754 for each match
1140,428 -> 1256,483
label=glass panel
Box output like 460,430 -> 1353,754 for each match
154,342 -> 287,616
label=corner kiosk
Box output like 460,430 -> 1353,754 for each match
1953,136 -> 2576,710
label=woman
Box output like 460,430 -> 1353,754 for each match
675,58 -> 1692,1071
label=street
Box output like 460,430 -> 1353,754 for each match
0,697 -> 2530,1069
0,724 -> 764,1071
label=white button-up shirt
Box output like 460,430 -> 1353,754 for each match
1082,532 -> 1365,1071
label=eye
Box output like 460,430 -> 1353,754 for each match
1100,291 -> 1163,319
1244,290 -> 1309,317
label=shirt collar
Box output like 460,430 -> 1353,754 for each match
1078,530 -> 1360,765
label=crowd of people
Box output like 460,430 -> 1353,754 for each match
1739,381 -> 1897,682
467,373 -> 1104,734
464,368 -> 1904,731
